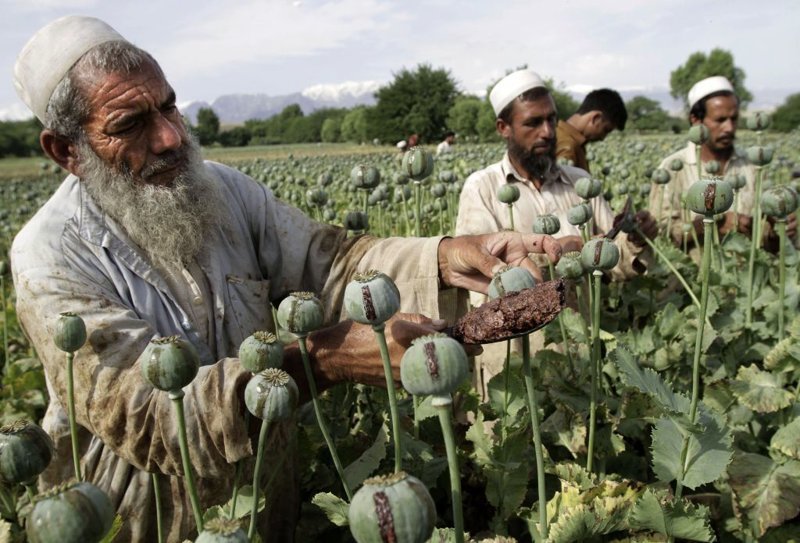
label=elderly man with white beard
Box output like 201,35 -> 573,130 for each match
10,16 -> 562,542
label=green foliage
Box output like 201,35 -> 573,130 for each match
729,364 -> 794,413
772,92 -> 800,132
0,119 -> 42,158
629,489 -> 714,541
626,96 -> 682,132
369,64 -> 459,144
194,107 -> 220,145
728,452 -> 800,538
340,106 -> 370,143
311,492 -> 349,526
669,48 -> 753,108
447,96 -> 491,141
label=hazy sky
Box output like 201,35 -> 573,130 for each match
3,0 -> 798,119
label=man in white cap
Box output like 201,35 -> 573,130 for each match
454,69 -> 655,396
11,17 -> 563,542
649,75 -> 795,249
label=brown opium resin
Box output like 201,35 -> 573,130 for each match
452,279 -> 565,344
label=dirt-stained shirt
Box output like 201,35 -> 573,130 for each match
11,161 -> 452,542
556,120 -> 589,172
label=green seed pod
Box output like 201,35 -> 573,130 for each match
27,481 -> 114,543
651,168 -> 671,185
615,183 -> 629,196
580,238 -> 620,271
746,112 -> 771,131
724,172 -> 747,190
686,178 -> 734,216
140,336 -> 199,392
306,188 -> 328,207
0,420 -> 53,484
438,170 -> 455,183
344,270 -> 400,326
344,210 -> 369,231
640,184 -> 652,196
488,265 -> 536,299
394,172 -> 410,186
53,312 -> 87,353
532,214 -> 561,235
669,158 -> 684,172
351,165 -> 381,190
402,147 -> 435,181
575,177 -> 603,199
276,292 -> 324,336
317,172 -> 333,187
497,183 -> 520,205
400,333 -> 468,396
567,202 -> 593,226
195,517 -> 249,543
238,331 -> 283,373
348,472 -> 436,543
430,183 -> 447,198
688,124 -> 709,145
244,368 -> 299,422
704,160 -> 720,174
760,186 -> 799,219
556,251 -> 585,279
746,146 -> 774,166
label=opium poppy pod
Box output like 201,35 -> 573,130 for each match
195,517 -> 248,543
344,270 -> 401,326
687,124 -> 709,145
567,202 -> 593,226
350,164 -> 381,190
724,172 -> 747,190
276,292 -> 324,336
556,251 -> 585,279
140,336 -> 199,392
651,168 -> 671,185
761,186 -> 799,219
348,472 -> 436,543
400,333 -> 468,396
402,147 -> 435,181
488,265 -> 536,299
747,112 -> 771,131
344,210 -> 369,231
704,160 -> 721,175
27,481 -> 114,543
53,312 -> 87,353
532,214 -> 561,235
580,238 -> 620,272
244,368 -> 299,422
746,146 -> 774,166
238,331 -> 283,373
575,177 -> 603,199
686,178 -> 734,217
497,184 -> 520,204
0,419 -> 53,484
669,158 -> 684,172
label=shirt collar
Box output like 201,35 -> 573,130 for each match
558,119 -> 586,145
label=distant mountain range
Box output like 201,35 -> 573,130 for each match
178,81 -> 796,126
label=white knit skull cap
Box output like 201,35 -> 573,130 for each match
489,69 -> 547,117
13,16 -> 127,123
687,76 -> 734,110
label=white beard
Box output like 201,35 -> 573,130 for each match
78,137 -> 222,268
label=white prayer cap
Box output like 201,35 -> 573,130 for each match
687,76 -> 735,110
13,16 -> 127,123
489,69 -> 547,117
396,140 -> 407,149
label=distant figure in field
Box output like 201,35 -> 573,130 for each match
406,133 -> 420,147
436,130 -> 455,156
649,75 -> 796,249
556,88 -> 627,173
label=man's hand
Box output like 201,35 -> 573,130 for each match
288,313 -> 477,397
718,212 -> 753,237
626,211 -> 658,247
558,235 -> 583,254
437,232 -> 561,293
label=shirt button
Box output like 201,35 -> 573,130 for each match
181,321 -> 192,331
192,296 -> 203,306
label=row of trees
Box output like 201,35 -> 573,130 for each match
0,49 -> 797,157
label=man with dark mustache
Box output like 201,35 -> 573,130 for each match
650,76 -> 796,250
454,69 -> 655,396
